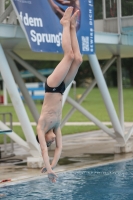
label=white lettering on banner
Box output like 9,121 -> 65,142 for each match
88,0 -> 93,7
31,30 -> 62,46
90,28 -> 94,52
19,11 -> 62,46
20,12 -> 43,27
81,36 -> 89,51
87,0 -> 94,53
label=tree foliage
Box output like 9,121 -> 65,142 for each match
122,0 -> 133,16
94,0 -> 133,18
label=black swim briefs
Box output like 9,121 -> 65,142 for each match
45,80 -> 65,95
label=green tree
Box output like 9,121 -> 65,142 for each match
94,0 -> 103,19
122,0 -> 133,16
122,58 -> 133,87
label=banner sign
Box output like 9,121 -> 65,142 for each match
11,0 -> 95,54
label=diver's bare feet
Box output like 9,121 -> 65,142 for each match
70,10 -> 79,29
60,7 -> 73,25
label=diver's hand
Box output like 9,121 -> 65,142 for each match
41,167 -> 57,183
41,167 -> 47,173
41,166 -> 54,173
47,170 -> 57,183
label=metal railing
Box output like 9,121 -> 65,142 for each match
0,112 -> 14,157
1,2 -> 133,34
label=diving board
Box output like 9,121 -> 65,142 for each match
0,130 -> 12,134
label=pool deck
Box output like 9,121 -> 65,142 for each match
0,125 -> 133,187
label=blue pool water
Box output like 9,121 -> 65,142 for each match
1,159 -> 133,200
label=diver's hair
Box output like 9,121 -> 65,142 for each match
36,135 -> 39,143
36,135 -> 51,147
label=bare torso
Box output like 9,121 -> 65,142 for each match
41,93 -> 63,132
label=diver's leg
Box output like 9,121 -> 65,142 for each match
47,7 -> 74,87
64,9 -> 82,88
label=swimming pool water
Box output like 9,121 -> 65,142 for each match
1,159 -> 133,200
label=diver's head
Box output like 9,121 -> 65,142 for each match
45,129 -> 56,147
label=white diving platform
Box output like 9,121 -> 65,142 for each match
0,23 -> 133,60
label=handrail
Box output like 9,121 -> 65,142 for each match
0,4 -> 13,23
0,112 -> 14,156
0,130 -> 12,133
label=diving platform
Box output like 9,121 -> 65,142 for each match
0,22 -> 133,60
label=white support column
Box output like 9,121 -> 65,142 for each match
7,51 -> 46,82
0,4 -> 13,23
0,0 -> 5,16
61,56 -> 117,127
6,54 -> 39,123
62,82 -> 72,107
102,0 -> 106,19
117,56 -> 124,131
67,96 -> 116,138
102,0 -> 106,32
119,0 -> 122,17
88,54 -> 124,140
125,126 -> 133,143
117,0 -> 122,35
0,45 -> 41,157
0,121 -> 30,151
8,10 -> 17,24
3,81 -> 8,105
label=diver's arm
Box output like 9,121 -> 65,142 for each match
51,127 -> 62,168
37,119 -> 57,183
37,117 -> 52,172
